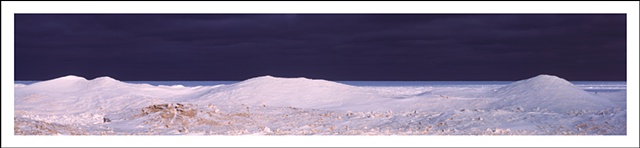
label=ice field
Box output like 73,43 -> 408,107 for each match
13,74 -> 626,135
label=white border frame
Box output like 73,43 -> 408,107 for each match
2,1 -> 638,147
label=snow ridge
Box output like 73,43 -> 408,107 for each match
199,75 -> 375,109
491,74 -> 616,112
13,74 -> 626,135
18,75 -> 127,92
14,75 -> 203,116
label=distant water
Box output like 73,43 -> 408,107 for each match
127,81 -> 237,87
339,81 -> 512,87
15,80 -> 626,92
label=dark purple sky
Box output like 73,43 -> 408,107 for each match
15,14 -> 626,81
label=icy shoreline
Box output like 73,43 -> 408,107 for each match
14,74 -> 626,135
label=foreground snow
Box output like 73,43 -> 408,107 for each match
14,74 -> 626,135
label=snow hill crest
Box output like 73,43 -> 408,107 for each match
492,74 -> 616,112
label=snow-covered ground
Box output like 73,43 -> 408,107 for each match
14,74 -> 626,135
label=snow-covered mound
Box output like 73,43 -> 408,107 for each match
19,75 -> 88,92
14,75 -> 210,115
14,75 -> 168,95
491,74 -> 616,113
199,75 -> 381,109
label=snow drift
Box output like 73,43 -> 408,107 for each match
13,74 -> 626,135
491,74 -> 616,113
15,74 -> 619,114
14,75 -> 210,115
197,75 -> 383,110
